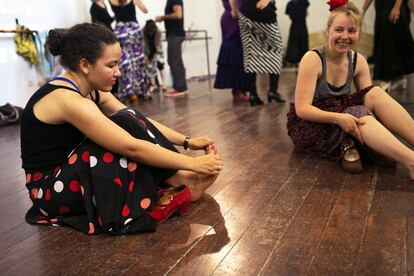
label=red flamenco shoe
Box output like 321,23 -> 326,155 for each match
148,185 -> 191,223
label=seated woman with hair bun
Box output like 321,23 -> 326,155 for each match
20,23 -> 223,235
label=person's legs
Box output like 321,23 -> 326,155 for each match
364,86 -> 414,145
247,72 -> 263,106
358,115 -> 414,179
268,74 -> 285,103
167,35 -> 187,92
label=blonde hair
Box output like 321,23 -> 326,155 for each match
327,2 -> 362,34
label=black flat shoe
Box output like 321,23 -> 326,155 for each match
249,94 -> 264,106
267,91 -> 286,103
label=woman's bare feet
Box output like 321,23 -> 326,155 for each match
166,171 -> 219,202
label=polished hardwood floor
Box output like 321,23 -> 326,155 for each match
1,72 -> 414,275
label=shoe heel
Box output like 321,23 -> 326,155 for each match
267,95 -> 272,103
180,202 -> 190,216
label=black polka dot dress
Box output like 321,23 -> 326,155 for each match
24,108 -> 178,235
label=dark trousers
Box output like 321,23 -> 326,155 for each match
167,35 -> 188,92
247,73 -> 279,96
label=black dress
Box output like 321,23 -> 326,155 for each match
285,0 -> 309,64
90,2 -> 114,30
373,0 -> 414,81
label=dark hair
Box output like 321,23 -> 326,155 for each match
143,20 -> 158,60
46,23 -> 118,72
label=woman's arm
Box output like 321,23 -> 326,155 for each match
155,5 -> 182,22
55,93 -> 222,174
389,0 -> 403,24
295,52 -> 365,143
362,0 -> 374,15
147,118 -> 214,150
229,0 -> 239,19
134,0 -> 148,14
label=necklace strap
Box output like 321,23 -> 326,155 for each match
51,77 -> 81,94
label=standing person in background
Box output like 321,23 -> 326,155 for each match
362,0 -> 414,92
90,0 -> 114,31
232,0 -> 286,106
143,20 -> 167,93
156,0 -> 188,97
214,0 -> 249,103
284,0 -> 309,67
90,0 -> 119,94
110,0 -> 151,102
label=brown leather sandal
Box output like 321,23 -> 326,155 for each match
340,137 -> 363,174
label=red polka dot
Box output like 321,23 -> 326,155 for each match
140,198 -> 151,209
98,216 -> 103,226
103,152 -> 114,163
45,189 -> 51,201
59,206 -> 70,214
26,173 -> 32,184
89,222 -> 95,234
139,119 -> 146,128
128,162 -> 137,172
33,172 -> 43,182
122,204 -> 130,217
54,166 -> 61,176
128,181 -> 134,192
30,188 -> 38,200
81,151 -> 90,163
69,180 -> 80,192
68,154 -> 78,165
114,178 -> 122,187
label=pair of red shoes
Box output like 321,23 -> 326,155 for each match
148,185 -> 191,223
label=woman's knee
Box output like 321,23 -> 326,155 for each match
364,86 -> 390,108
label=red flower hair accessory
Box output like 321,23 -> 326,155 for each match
327,0 -> 348,11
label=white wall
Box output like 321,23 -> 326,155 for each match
0,0 -> 376,107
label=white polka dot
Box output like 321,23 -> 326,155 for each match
147,130 -> 155,138
108,227 -> 113,232
90,156 -> 98,167
124,218 -> 133,225
45,175 -> 49,179
92,196 -> 97,207
127,109 -> 136,115
39,208 -> 48,216
55,169 -> 61,178
67,149 -> 75,158
37,188 -> 43,199
119,157 -> 128,168
54,181 -> 64,193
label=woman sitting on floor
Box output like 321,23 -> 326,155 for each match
20,23 -> 223,235
287,2 -> 414,178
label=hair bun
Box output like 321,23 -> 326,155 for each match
46,29 -> 66,56
327,0 -> 349,11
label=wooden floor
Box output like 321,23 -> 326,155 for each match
1,72 -> 414,275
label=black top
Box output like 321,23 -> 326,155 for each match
240,0 -> 276,23
90,2 -> 114,30
285,0 -> 309,23
164,0 -> 185,37
110,0 -> 137,22
20,83 -> 100,171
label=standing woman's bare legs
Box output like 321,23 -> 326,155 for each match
358,115 -> 414,179
364,86 -> 414,145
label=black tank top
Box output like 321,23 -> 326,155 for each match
20,83 -> 100,171
110,1 -> 137,22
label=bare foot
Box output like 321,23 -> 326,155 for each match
166,171 -> 219,202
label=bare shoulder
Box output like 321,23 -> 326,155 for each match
298,50 -> 322,76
